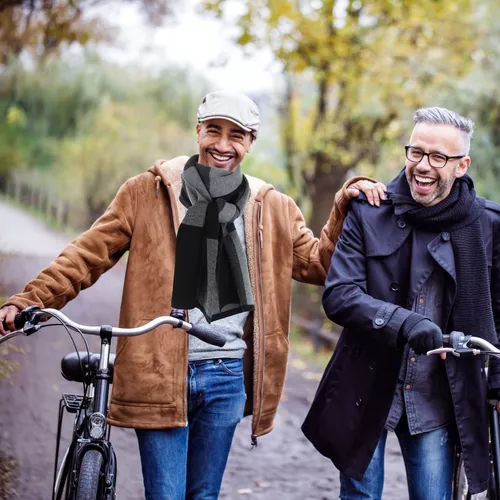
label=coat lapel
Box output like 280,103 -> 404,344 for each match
427,233 -> 456,282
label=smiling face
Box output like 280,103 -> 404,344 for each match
196,118 -> 254,172
405,122 -> 470,207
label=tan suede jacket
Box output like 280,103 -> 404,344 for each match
4,156 -> 358,439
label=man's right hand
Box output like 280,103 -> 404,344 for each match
346,180 -> 387,207
0,306 -> 21,336
400,316 -> 443,355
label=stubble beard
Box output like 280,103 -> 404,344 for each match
406,167 -> 454,206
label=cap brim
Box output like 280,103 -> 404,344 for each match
198,115 -> 253,133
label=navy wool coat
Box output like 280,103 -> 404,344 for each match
302,191 -> 500,495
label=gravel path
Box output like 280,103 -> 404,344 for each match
0,199 -> 408,499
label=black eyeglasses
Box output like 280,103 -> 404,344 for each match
405,146 -> 465,169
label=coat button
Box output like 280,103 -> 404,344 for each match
390,282 -> 400,291
397,219 -> 407,229
369,361 -> 376,370
374,318 -> 384,326
356,397 -> 363,407
441,232 -> 450,241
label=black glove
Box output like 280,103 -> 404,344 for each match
399,315 -> 443,355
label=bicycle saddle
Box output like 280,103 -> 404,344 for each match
61,352 -> 116,384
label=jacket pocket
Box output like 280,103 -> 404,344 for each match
111,317 -> 177,405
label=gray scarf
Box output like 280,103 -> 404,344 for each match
171,155 -> 254,323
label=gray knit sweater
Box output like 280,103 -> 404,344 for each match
188,215 -> 249,361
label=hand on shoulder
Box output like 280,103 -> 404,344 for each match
347,179 -> 387,207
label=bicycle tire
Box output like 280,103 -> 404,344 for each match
75,450 -> 104,500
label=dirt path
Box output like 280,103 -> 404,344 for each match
0,199 -> 408,499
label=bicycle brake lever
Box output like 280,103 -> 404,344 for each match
16,306 -> 46,336
426,347 -> 455,356
23,321 -> 41,335
427,347 -> 481,357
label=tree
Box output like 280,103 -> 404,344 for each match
0,52 -> 211,227
55,99 -> 195,226
205,0 -> 477,235
0,0 -> 172,64
434,0 -> 500,203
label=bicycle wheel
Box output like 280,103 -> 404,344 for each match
75,450 -> 104,500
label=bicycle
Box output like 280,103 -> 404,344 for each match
427,332 -> 500,500
0,305 -> 226,500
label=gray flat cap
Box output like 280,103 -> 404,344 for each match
197,90 -> 260,139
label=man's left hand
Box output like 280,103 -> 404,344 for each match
347,180 -> 387,207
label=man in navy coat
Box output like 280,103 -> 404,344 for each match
302,107 -> 500,499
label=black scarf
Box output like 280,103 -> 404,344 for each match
389,169 -> 495,342
171,155 -> 254,323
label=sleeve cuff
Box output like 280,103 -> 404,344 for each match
372,304 -> 415,349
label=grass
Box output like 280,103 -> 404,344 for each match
0,452 -> 17,500
0,293 -> 22,381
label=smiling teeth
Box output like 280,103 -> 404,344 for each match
415,176 -> 435,184
212,153 -> 231,161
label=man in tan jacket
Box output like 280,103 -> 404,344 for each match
0,90 -> 385,500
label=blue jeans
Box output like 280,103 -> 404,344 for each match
340,417 -> 456,500
135,358 -> 246,500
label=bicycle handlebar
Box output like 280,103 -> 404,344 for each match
427,331 -> 500,357
0,307 -> 226,347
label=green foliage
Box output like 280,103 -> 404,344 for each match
0,52 -> 210,227
205,0 -> 478,233
241,153 -> 288,192
0,105 -> 27,176
0,343 -> 20,382
0,290 -> 21,382
0,449 -> 17,500
426,0 -> 500,203
55,99 -> 195,222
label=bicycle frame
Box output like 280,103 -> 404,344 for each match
52,325 -> 117,500
1,306 -> 225,499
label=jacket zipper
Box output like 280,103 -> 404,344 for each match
165,182 -> 189,427
252,201 -> 266,445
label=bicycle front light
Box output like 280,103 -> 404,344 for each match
89,412 -> 106,439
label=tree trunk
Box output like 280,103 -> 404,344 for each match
0,173 -> 7,194
308,153 -> 348,238
282,72 -> 303,204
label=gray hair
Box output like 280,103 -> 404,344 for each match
413,107 -> 475,154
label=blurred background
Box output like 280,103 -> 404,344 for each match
0,0 -> 499,498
